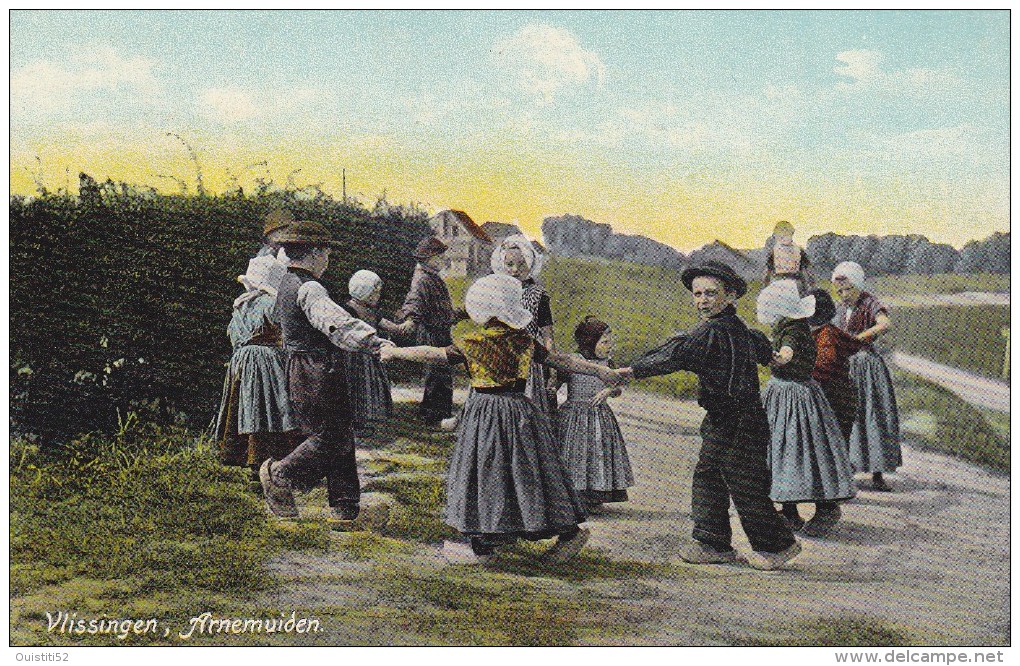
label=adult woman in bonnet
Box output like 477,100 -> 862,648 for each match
216,254 -> 297,471
491,234 -> 557,414
831,261 -> 901,492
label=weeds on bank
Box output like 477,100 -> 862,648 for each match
10,422 -> 331,599
894,372 -> 1009,473
740,615 -> 912,646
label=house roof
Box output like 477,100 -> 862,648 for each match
434,209 -> 491,242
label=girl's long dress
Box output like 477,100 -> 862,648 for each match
836,292 -> 902,473
521,279 -> 555,413
443,327 -> 585,538
764,378 -> 857,502
215,292 -> 295,466
557,356 -> 633,504
343,300 -> 393,437
847,348 -> 902,472
764,318 -> 856,503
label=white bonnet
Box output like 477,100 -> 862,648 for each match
237,255 -> 286,295
757,279 -> 816,324
831,261 -> 866,289
464,273 -> 533,329
491,234 -> 545,278
235,255 -> 287,308
348,270 -> 382,301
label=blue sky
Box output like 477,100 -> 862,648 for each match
9,9 -> 1010,249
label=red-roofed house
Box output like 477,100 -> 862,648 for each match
428,209 -> 492,278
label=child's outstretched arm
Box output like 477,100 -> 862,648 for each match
546,350 -> 619,386
380,345 -> 449,365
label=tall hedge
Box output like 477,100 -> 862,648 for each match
10,182 -> 430,446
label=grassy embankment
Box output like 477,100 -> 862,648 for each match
869,273 -> 1009,295
888,304 -> 1010,380
893,371 -> 1009,473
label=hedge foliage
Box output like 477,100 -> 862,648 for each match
10,181 -> 430,445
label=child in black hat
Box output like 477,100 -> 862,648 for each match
611,260 -> 801,570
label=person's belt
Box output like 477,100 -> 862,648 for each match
474,380 -> 527,394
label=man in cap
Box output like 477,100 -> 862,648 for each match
260,219 -> 394,522
258,207 -> 296,257
396,235 -> 457,425
611,260 -> 801,570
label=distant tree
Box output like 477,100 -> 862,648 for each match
869,235 -> 909,275
908,242 -> 959,274
847,235 -> 880,267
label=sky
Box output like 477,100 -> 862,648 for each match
8,9 -> 1010,251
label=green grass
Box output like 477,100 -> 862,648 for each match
894,371 -> 1009,473
888,305 -> 1010,380
8,416 -> 647,647
869,273 -> 1010,295
9,425 -> 331,600
741,615 -> 913,646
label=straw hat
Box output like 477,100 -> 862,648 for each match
464,274 -> 533,329
757,279 -> 816,324
263,208 -> 296,241
413,235 -> 448,260
272,219 -> 336,246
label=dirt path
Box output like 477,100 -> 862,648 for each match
890,351 -> 1010,413
884,291 -> 1010,308
381,387 -> 1010,645
572,390 -> 1010,645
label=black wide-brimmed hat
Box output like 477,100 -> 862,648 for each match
413,235 -> 448,260
806,288 -> 837,326
681,260 -> 748,298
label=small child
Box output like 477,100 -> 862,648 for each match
757,280 -> 855,537
344,270 -> 403,438
557,316 -> 634,511
765,221 -> 815,294
382,274 -> 620,564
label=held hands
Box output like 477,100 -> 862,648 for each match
601,367 -> 632,387
590,387 -> 616,407
770,347 -> 793,367
379,343 -> 400,364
